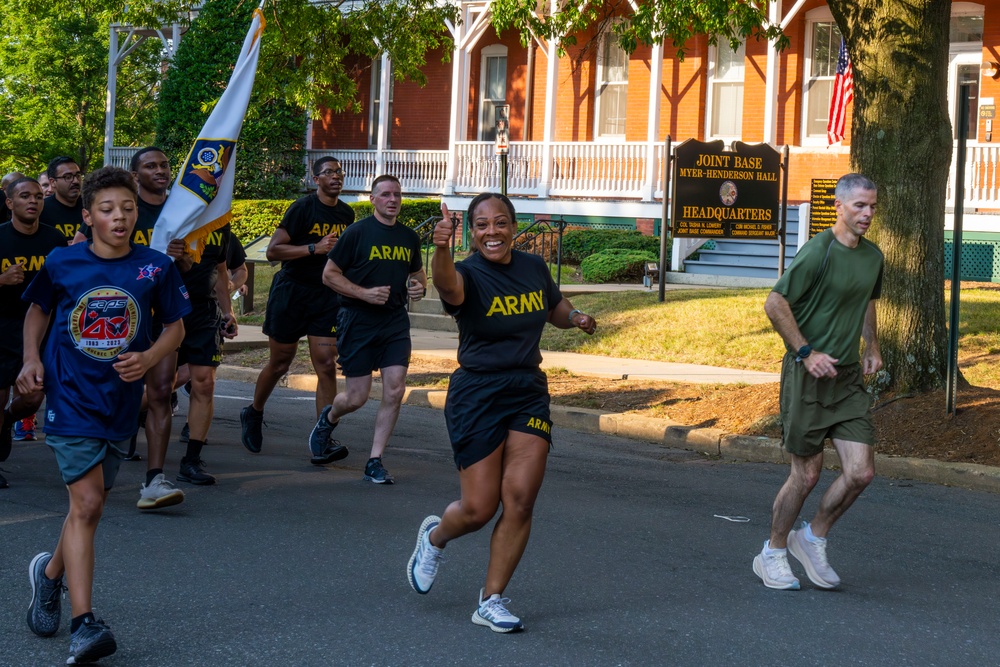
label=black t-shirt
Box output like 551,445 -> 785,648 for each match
0,221 -> 68,320
0,190 -> 10,224
38,195 -> 84,241
327,215 -> 422,312
443,250 -> 563,372
227,234 -> 246,270
180,224 -> 232,303
278,194 -> 354,284
81,196 -> 164,247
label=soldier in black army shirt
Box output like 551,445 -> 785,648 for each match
0,177 -> 67,487
404,193 -> 596,633
308,175 -> 426,484
240,156 -> 354,454
38,157 -> 84,243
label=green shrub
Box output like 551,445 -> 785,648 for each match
581,248 -> 658,283
561,230 -> 668,264
229,198 -> 442,243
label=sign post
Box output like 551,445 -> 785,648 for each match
495,103 -> 510,196
947,84 -> 971,415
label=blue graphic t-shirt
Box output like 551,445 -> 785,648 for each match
22,243 -> 192,440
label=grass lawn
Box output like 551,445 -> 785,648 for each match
236,262 -> 999,388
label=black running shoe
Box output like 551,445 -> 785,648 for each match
308,405 -> 348,465
364,457 -> 394,484
0,470 -> 8,489
67,616 -> 117,664
170,391 -> 179,415
124,410 -> 147,461
179,422 -> 190,445
240,405 -> 265,453
0,409 -> 13,463
177,457 -> 216,485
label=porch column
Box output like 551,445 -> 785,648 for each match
538,27 -> 559,197
376,52 -> 392,178
103,26 -> 119,165
762,0 -> 781,144
443,21 -> 464,195
643,43 -> 663,201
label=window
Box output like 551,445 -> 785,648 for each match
707,40 -> 745,138
595,29 -> 628,139
803,19 -> 843,140
947,4 -> 984,142
369,56 -> 394,149
950,14 -> 983,43
479,45 -> 507,141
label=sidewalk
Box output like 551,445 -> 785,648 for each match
227,323 -> 780,385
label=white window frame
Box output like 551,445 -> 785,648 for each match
368,57 -> 394,149
801,7 -> 843,146
478,44 -> 508,141
705,39 -> 745,142
593,25 -> 629,141
947,3 -> 984,143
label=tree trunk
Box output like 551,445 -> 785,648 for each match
829,0 -> 952,394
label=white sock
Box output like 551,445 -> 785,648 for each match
763,540 -> 786,556
803,522 -> 823,543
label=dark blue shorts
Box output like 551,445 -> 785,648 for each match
336,307 -> 410,377
444,367 -> 552,470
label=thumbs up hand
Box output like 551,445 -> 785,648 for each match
434,203 -> 455,248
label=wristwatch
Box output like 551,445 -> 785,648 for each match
307,243 -> 316,255
795,344 -> 812,362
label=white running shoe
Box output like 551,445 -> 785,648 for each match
788,523 -> 841,589
137,474 -> 185,510
471,588 -> 524,633
407,515 -> 443,594
752,540 -> 801,590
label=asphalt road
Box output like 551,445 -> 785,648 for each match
2,379 -> 999,666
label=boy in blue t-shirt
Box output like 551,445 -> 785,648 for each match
17,166 -> 191,664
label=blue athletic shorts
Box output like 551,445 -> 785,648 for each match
45,435 -> 128,488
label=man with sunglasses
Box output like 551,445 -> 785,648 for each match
240,156 -> 355,455
39,157 -> 84,243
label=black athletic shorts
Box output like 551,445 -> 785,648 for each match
336,306 -> 410,377
0,319 -> 23,386
177,301 -> 223,368
263,272 -> 340,344
444,367 -> 553,470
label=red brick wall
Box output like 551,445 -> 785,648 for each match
311,54 -> 371,150
391,47 -> 452,149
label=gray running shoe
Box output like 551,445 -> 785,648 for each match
364,457 -> 394,484
472,588 -> 523,633
788,523 -> 841,589
67,617 -> 117,664
137,473 -> 185,510
27,552 -> 63,637
407,515 -> 443,594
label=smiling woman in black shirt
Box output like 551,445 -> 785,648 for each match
406,192 -> 596,633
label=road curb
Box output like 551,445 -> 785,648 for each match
215,365 -> 1000,495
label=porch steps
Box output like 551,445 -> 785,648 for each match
683,209 -> 803,280
407,285 -> 458,333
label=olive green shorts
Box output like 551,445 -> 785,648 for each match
779,353 -> 875,457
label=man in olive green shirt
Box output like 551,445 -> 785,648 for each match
753,173 -> 884,592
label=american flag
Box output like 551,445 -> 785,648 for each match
827,38 -> 854,145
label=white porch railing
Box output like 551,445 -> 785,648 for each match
948,143 -> 1000,208
107,143 -> 666,200
305,149 -> 448,194
453,141 -> 664,199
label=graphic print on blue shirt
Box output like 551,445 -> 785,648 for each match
21,243 -> 192,440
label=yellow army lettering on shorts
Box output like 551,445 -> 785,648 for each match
525,416 -> 552,435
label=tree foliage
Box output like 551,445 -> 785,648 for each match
490,0 -> 787,56
0,2 -> 164,173
156,0 -> 307,199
